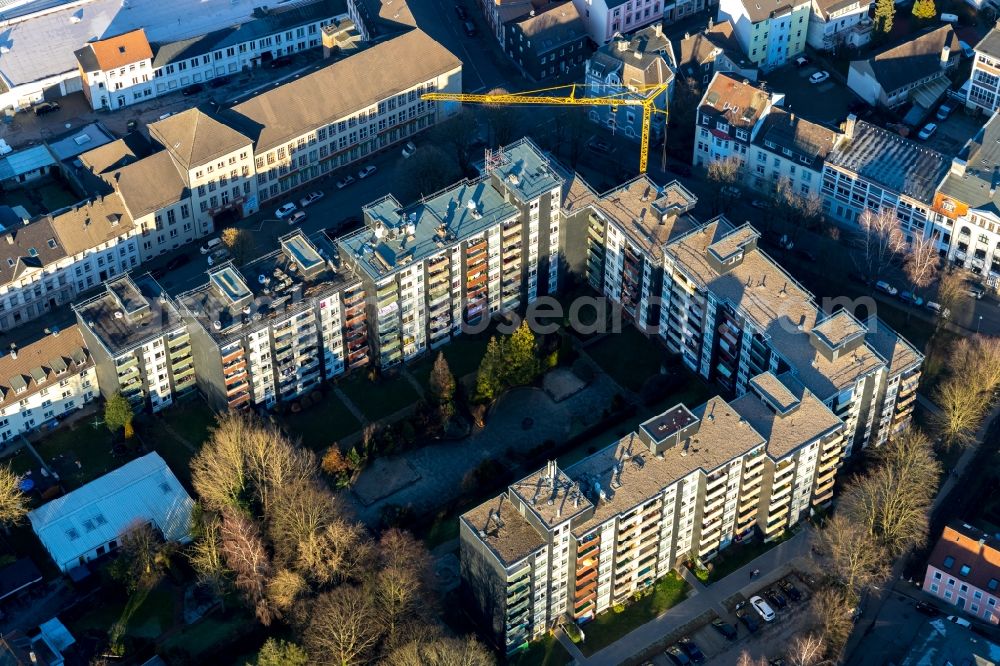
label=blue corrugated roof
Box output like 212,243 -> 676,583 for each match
0,145 -> 55,181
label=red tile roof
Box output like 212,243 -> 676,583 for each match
927,522 -> 1000,593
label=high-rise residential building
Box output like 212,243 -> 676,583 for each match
338,139 -> 563,367
73,275 -> 196,413
461,370 -> 844,653
717,0 -> 810,71
0,325 -> 97,444
176,231 -> 370,411
657,218 -> 922,454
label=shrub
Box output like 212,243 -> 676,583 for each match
290,402 -> 302,413
612,603 -> 626,614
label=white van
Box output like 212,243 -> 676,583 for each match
200,237 -> 223,255
940,12 -> 958,22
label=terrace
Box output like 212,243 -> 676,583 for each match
73,275 -> 183,356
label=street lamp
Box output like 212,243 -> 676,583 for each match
978,315 -> 984,334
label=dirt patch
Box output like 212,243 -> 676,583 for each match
543,368 -> 588,402
351,457 -> 421,506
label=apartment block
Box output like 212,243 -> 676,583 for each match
806,0 -> 873,52
676,21 -> 758,87
969,27 -> 1000,115
0,196 -> 141,332
73,3 -> 346,111
717,0 -> 810,71
822,116 -> 950,248
224,28 -> 462,204
0,325 -> 97,444
176,231 -> 370,411
657,218 -> 921,455
747,107 -> 839,199
933,111 -> 1000,287
461,370 -> 843,652
571,177 -> 698,330
347,0 -> 416,40
569,0 -> 673,45
585,26 -> 675,142
504,3 -> 590,82
339,139 -> 563,366
923,522 -> 1000,624
693,72 -> 783,174
73,275 -> 196,413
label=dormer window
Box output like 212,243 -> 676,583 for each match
764,140 -> 777,150
716,121 -> 729,132
27,248 -> 37,257
735,129 -> 748,141
47,239 -> 57,249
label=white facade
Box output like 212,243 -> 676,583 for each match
718,0 -> 810,70
968,47 -> 1000,115
806,0 -> 873,52
570,0 -> 670,44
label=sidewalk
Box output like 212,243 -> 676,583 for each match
576,529 -> 812,666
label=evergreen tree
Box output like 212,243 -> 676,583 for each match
475,336 -> 505,401
911,0 -> 936,19
104,392 -> 134,438
874,0 -> 895,32
507,320 -> 541,386
255,639 -> 309,666
428,351 -> 456,405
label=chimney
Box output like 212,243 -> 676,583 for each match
10,345 -> 16,360
617,39 -> 628,52
844,113 -> 858,140
654,23 -> 663,38
951,157 -> 967,177
4,233 -> 12,245
980,537 -> 987,553
941,44 -> 951,69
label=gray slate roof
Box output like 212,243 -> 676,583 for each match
827,120 -> 949,204
851,25 -> 959,95
938,112 -> 1000,214
975,25 -> 1000,59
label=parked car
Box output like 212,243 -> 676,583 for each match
915,601 -> 940,616
209,75 -> 232,88
275,202 -> 298,219
946,615 -> 972,627
455,4 -> 469,19
588,138 -> 613,154
809,71 -> 830,84
936,102 -> 955,120
875,280 -> 898,296
206,247 -> 230,266
737,609 -> 760,633
849,271 -> 872,286
918,123 -> 938,140
33,102 -> 60,116
678,638 -> 705,664
711,620 -> 738,640
960,40 -> 975,58
402,141 -> 417,158
166,254 -> 191,271
925,301 -> 951,318
940,12 -> 959,22
336,174 -> 356,189
779,580 -> 802,603
463,20 -> 477,37
765,589 -> 788,610
181,83 -> 204,96
200,237 -> 223,254
794,55 -> 810,67
269,55 -> 294,68
664,646 -> 690,666
751,595 -> 776,622
967,282 -> 986,299
126,119 -> 139,133
358,165 -> 377,179
899,290 -> 925,306
778,234 -> 794,250
287,210 -> 307,225
299,191 -> 324,207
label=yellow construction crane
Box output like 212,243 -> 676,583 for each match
422,82 -> 670,173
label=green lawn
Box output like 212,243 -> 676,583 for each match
281,390 -> 361,451
0,447 -> 36,477
585,327 -> 665,392
159,609 -> 255,658
577,573 -> 690,655
411,332 -> 494,388
338,373 -> 418,422
127,584 -> 176,638
508,634 -> 572,666
138,401 -> 217,488
33,421 -> 127,489
700,532 -> 794,584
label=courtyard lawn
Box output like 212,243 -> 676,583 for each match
699,531 -> 795,584
577,572 -> 690,655
509,634 -> 573,666
138,400 -> 217,487
338,373 -> 418,422
410,332 -> 494,389
33,421 -> 128,489
159,609 -> 255,659
282,390 -> 361,451
585,326 -> 665,392
0,447 -> 36,477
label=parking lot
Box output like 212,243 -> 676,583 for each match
641,572 -> 818,666
764,62 -> 857,128
917,105 -> 982,156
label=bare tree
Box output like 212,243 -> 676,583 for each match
855,207 -> 906,282
0,463 -> 27,527
961,335 -> 1000,393
817,513 -> 888,595
429,109 -> 479,173
266,568 -> 307,613
483,89 -> 518,147
220,508 -> 275,625
786,633 -> 827,666
735,652 -> 769,666
111,521 -> 168,591
375,529 -> 435,647
188,513 -> 229,600
385,634 -> 495,666
903,234 -> 940,296
305,586 -> 383,666
936,267 -> 970,315
706,157 -> 743,214
933,377 -> 987,448
809,587 -> 854,657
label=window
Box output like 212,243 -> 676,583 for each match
943,556 -> 955,569
989,579 -> 999,591
934,571 -> 942,580
961,564 -> 972,576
